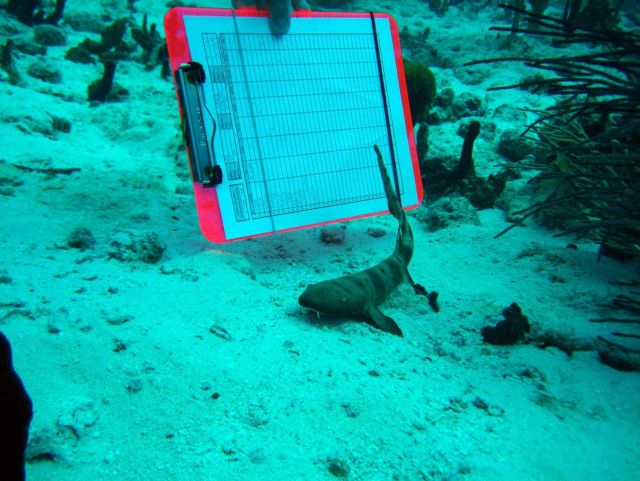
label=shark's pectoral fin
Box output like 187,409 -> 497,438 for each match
367,305 -> 403,337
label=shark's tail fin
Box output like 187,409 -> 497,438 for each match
373,146 -> 435,308
374,145 -> 404,221
373,145 -> 413,265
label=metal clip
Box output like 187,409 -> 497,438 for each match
175,62 -> 222,187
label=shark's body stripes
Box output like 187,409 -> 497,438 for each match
298,145 -> 428,336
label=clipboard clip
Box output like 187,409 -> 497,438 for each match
175,62 -> 223,187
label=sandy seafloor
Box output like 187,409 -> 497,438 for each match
1,0 -> 639,480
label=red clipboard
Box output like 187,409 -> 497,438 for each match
165,7 -> 422,243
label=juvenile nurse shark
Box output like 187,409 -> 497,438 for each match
299,145 -> 436,337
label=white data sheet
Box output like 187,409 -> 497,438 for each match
183,13 -> 418,240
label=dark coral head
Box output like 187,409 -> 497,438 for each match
403,58 -> 437,123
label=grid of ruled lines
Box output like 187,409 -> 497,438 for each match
216,32 -> 397,219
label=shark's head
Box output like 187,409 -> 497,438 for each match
298,281 -> 365,316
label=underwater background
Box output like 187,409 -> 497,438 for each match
1,0 -> 639,480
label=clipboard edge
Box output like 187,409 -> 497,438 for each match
164,7 -> 423,244
165,7 -> 228,244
